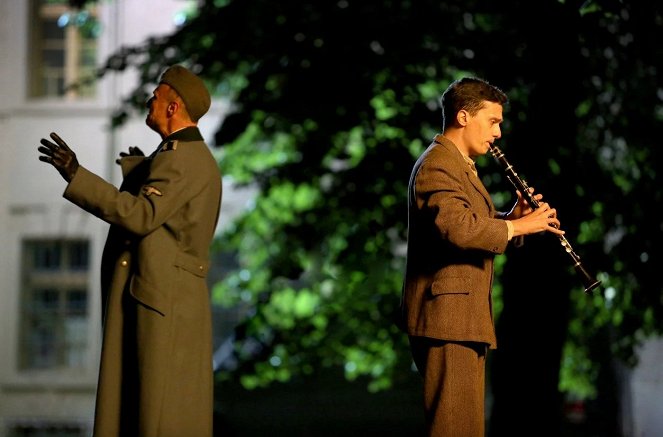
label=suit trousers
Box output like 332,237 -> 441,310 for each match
409,336 -> 488,437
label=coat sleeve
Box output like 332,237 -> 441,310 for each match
415,149 -> 509,254
63,149 -> 197,236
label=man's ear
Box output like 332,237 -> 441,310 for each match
457,109 -> 469,127
167,101 -> 180,116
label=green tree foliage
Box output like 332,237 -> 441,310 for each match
81,0 -> 662,432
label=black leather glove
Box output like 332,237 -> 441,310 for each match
38,132 -> 80,183
115,146 -> 145,165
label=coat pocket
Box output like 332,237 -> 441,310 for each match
173,251 -> 209,278
129,274 -> 167,316
430,275 -> 472,296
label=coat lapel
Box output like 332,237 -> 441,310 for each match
432,134 -> 495,213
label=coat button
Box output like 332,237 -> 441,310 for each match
121,260 -> 128,267
199,265 -> 204,271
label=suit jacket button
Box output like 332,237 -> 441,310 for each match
199,265 -> 204,271
120,260 -> 128,267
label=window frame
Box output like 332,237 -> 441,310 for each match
18,238 -> 91,372
28,0 -> 99,100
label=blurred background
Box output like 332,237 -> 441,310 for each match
0,0 -> 661,436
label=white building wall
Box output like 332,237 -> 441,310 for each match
620,338 -> 663,437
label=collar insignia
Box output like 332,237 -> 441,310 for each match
143,186 -> 163,197
160,140 -> 178,152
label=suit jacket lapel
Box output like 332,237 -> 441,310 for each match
432,134 -> 495,213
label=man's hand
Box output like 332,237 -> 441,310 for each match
115,146 -> 144,165
510,187 -> 543,219
38,132 -> 80,183
512,201 -> 564,237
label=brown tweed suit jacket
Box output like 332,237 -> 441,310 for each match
401,134 -> 510,349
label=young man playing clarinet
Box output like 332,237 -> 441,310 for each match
400,76 -> 566,437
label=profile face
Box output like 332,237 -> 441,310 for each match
464,101 -> 503,157
145,84 -> 171,135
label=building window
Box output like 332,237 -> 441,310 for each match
7,421 -> 88,437
29,0 -> 100,99
19,239 -> 90,370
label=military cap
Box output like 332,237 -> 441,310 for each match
159,65 -> 211,122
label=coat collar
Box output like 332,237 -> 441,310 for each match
432,134 -> 493,207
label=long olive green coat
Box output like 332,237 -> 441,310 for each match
63,127 -> 222,437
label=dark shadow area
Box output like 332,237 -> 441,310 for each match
214,368 -> 425,436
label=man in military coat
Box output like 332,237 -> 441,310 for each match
38,65 -> 222,437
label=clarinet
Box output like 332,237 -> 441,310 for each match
488,143 -> 601,294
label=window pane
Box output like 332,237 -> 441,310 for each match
69,242 -> 89,270
34,288 -> 59,310
32,242 -> 61,270
26,309 -> 59,368
20,240 -> 90,370
43,47 -> 65,68
80,44 -> 96,67
8,422 -> 87,437
66,289 -> 87,313
64,315 -> 87,368
42,19 -> 64,41
30,0 -> 98,99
